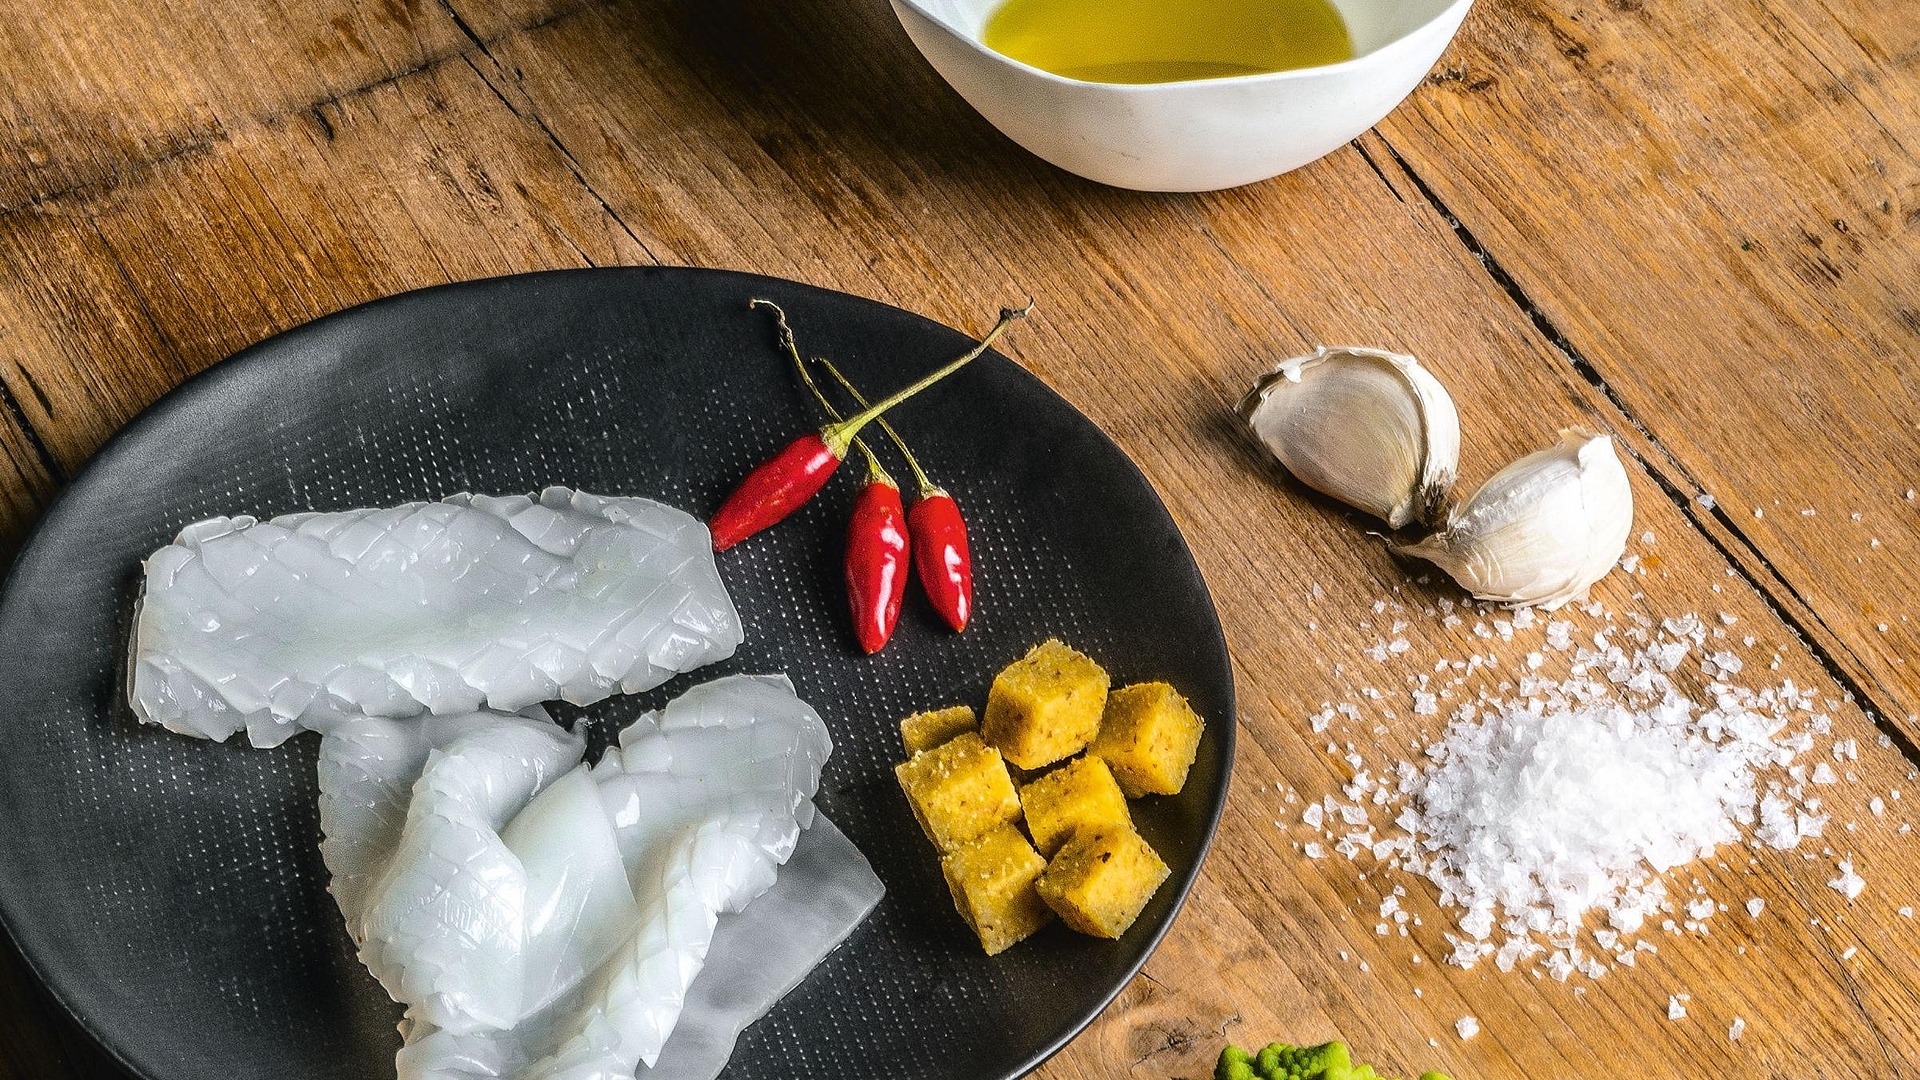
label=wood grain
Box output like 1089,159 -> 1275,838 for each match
2,0 -> 1918,1077
1374,0 -> 1920,748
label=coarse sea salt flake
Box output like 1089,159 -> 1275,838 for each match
1455,1017 -> 1479,1040
1829,857 -> 1865,900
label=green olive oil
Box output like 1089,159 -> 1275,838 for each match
981,0 -> 1354,84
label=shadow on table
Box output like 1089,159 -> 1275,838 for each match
629,0 -> 1178,215
0,933 -> 135,1080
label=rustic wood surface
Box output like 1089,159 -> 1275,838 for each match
3,1 -> 1917,1077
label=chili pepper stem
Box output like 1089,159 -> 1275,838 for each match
818,302 -> 1031,458
811,356 -> 940,497
857,440 -> 894,487
751,298 -> 887,472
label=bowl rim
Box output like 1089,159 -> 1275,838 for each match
889,0 -> 1475,92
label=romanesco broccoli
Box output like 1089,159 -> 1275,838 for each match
1212,1039 -> 1451,1080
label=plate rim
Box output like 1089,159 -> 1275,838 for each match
0,266 -> 1236,1080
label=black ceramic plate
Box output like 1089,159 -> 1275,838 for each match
0,268 -> 1232,1080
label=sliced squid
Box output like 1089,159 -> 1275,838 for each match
314,676 -> 880,1080
131,488 -> 742,746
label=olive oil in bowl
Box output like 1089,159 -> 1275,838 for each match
982,0 -> 1354,85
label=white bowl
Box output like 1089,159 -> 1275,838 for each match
889,0 -> 1474,192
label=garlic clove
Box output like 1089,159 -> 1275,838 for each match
1396,427 -> 1633,610
1238,346 -> 1460,530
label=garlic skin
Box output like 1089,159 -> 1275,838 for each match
1397,428 -> 1633,610
1238,347 -> 1460,530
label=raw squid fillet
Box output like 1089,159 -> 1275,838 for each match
132,488 -> 742,746
316,675 -> 881,1080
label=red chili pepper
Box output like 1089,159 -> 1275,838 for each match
845,454 -> 911,653
907,487 -> 972,632
708,432 -> 840,551
812,357 -> 974,633
710,301 -> 1029,551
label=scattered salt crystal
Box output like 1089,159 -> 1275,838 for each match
1455,1017 -> 1479,1040
1668,995 -> 1688,1021
1746,898 -> 1764,918
1398,696 -> 1768,966
1697,494 -> 1716,510
1871,797 -> 1885,816
1304,843 -> 1327,859
1900,907 -> 1913,918
1729,1018 -> 1746,1041
1755,508 -> 1764,519
1303,804 -> 1325,829
1813,763 -> 1838,785
1829,857 -> 1865,900
1841,946 -> 1857,961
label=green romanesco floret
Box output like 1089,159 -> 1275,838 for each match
1214,1041 -> 1353,1080
1216,1045 -> 1258,1080
1213,1040 -> 1452,1080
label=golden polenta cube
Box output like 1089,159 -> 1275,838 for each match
1019,756 -> 1132,857
981,639 -> 1110,770
941,825 -> 1054,955
900,705 -> 979,757
895,732 -> 1022,851
1035,824 -> 1170,939
1089,682 -> 1205,797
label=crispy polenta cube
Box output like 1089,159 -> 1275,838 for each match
900,705 -> 979,757
895,732 -> 1022,851
1089,682 -> 1205,797
941,825 -> 1054,955
1019,756 -> 1132,857
1035,824 -> 1170,939
981,639 -> 1110,770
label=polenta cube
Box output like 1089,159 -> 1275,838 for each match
941,825 -> 1054,955
895,732 -> 1022,851
1089,682 -> 1205,797
900,705 -> 979,756
981,639 -> 1110,770
1035,824 -> 1170,939
1019,756 -> 1132,857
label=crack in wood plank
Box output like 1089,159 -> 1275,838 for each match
0,131 -> 228,220
0,379 -> 64,486
441,0 -> 661,267
0,0 -> 614,226
1368,132 -> 1920,768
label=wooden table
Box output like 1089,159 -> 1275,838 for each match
4,0 -> 1918,1076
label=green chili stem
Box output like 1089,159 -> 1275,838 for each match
811,356 -> 936,495
819,302 -> 1031,456
749,298 -> 885,477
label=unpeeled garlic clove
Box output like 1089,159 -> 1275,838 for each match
1238,347 -> 1460,530
1396,427 -> 1633,610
